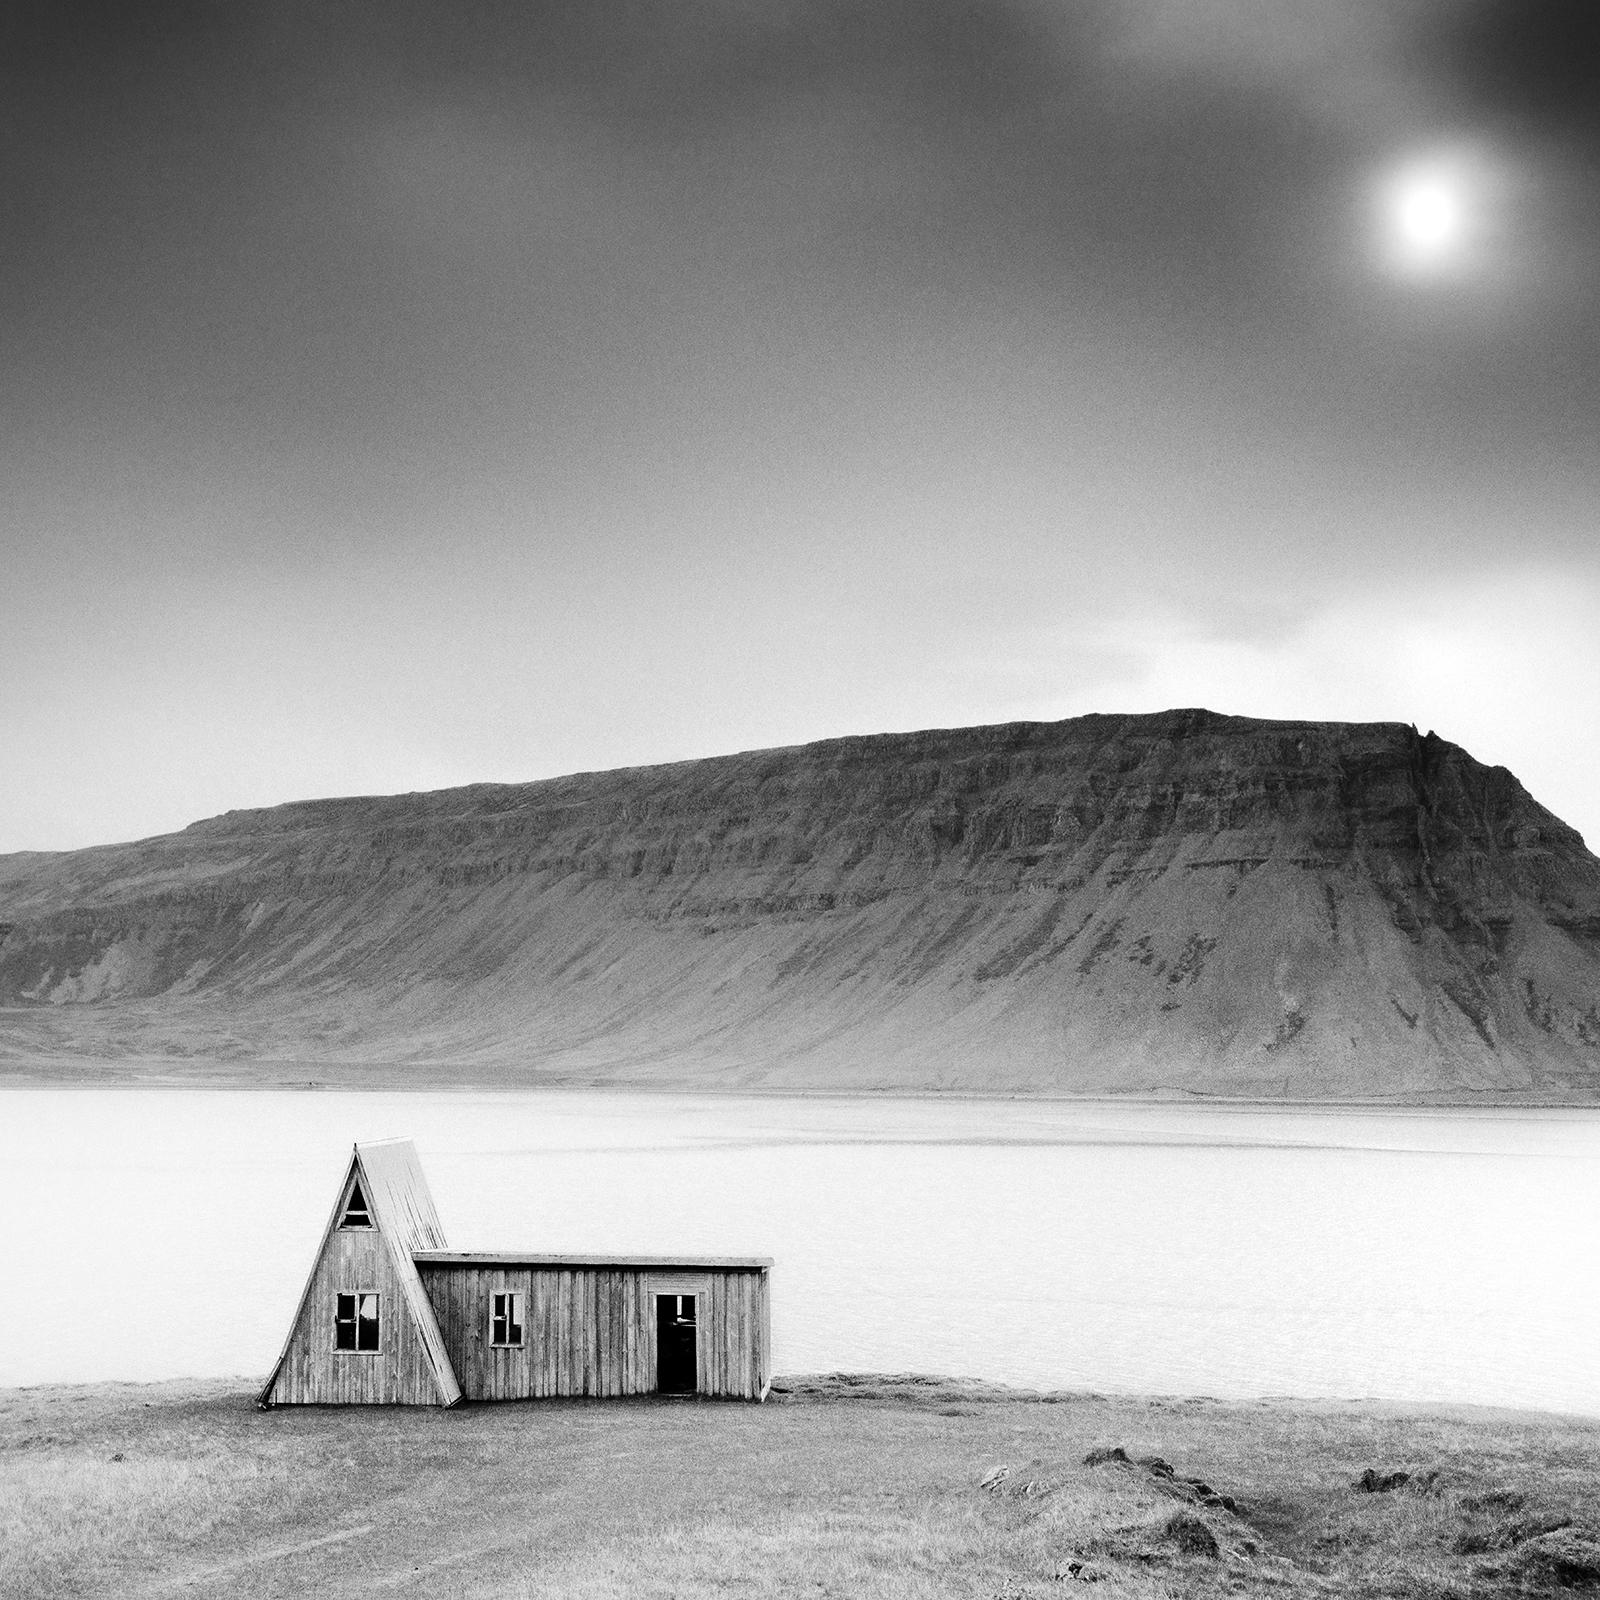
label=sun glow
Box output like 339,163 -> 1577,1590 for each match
1372,144 -> 1506,282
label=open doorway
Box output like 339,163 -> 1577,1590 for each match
656,1294 -> 697,1394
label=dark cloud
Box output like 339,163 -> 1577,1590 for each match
0,5 -> 1527,339
1436,0 -> 1600,134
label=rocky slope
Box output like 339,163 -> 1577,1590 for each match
3,710 -> 1599,1097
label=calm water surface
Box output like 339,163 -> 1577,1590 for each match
2,1089 -> 1597,1415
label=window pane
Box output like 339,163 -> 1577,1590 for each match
356,1293 -> 380,1351
335,1293 -> 356,1350
507,1300 -> 523,1344
341,1180 -> 372,1227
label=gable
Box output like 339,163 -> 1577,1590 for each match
258,1144 -> 461,1407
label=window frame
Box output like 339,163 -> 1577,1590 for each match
333,1290 -> 382,1353
338,1178 -> 373,1230
490,1289 -> 525,1348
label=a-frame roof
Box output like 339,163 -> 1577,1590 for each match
257,1139 -> 462,1407
356,1138 -> 449,1254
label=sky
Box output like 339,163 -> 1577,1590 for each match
4,0 -> 1599,852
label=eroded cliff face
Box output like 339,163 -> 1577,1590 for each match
2,710 -> 1598,1097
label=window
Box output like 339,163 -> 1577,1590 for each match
491,1291 -> 523,1347
339,1180 -> 372,1229
335,1291 -> 380,1351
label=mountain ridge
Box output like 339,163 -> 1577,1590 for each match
3,708 -> 1598,1099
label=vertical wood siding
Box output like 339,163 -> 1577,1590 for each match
263,1230 -> 447,1405
417,1265 -> 769,1400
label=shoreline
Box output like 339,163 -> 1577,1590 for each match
6,1370 -> 1597,1428
2,1057 -> 1598,1110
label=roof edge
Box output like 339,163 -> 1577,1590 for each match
412,1250 -> 774,1270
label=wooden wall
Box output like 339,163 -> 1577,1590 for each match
263,1230 -> 449,1405
417,1265 -> 769,1400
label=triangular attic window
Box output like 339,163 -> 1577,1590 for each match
340,1178 -> 373,1229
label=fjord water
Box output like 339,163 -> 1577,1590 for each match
2,1089 -> 1596,1415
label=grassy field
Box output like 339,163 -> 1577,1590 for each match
3,1374 -> 1598,1599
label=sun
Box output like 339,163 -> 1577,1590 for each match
1372,144 -> 1503,282
1392,169 -> 1467,264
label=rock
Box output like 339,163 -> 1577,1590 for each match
1054,1560 -> 1106,1583
1163,1512 -> 1220,1559
1084,1448 -> 1243,1515
980,1463 -> 1057,1498
1356,1468 -> 1411,1493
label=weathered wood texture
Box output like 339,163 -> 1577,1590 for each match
261,1228 -> 452,1406
357,1141 -> 449,1252
417,1264 -> 770,1400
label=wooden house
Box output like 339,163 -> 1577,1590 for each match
258,1139 -> 772,1408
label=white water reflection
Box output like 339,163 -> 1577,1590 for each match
1,1089 -> 1596,1414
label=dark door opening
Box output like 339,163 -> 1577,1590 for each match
656,1294 -> 697,1394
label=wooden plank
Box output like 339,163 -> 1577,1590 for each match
517,1268 -> 533,1398
696,1279 -> 707,1396
633,1272 -> 646,1395
555,1268 -> 565,1396
561,1270 -> 576,1395
612,1274 -> 623,1396
562,1270 -> 574,1396
747,1271 -> 759,1398
472,1269 -> 483,1398
545,1269 -> 559,1397
455,1270 -> 471,1398
534,1267 -> 547,1395
760,1267 -> 772,1398
707,1280 -> 720,1395
538,1270 -> 549,1397
743,1273 -> 756,1398
583,1270 -> 595,1397
621,1273 -> 631,1396
610,1272 -> 624,1396
628,1274 -> 642,1394
604,1273 -> 617,1401
582,1267 -> 595,1395
645,1276 -> 657,1393
582,1271 -> 597,1397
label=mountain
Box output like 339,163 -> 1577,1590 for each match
3,709 -> 1599,1098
